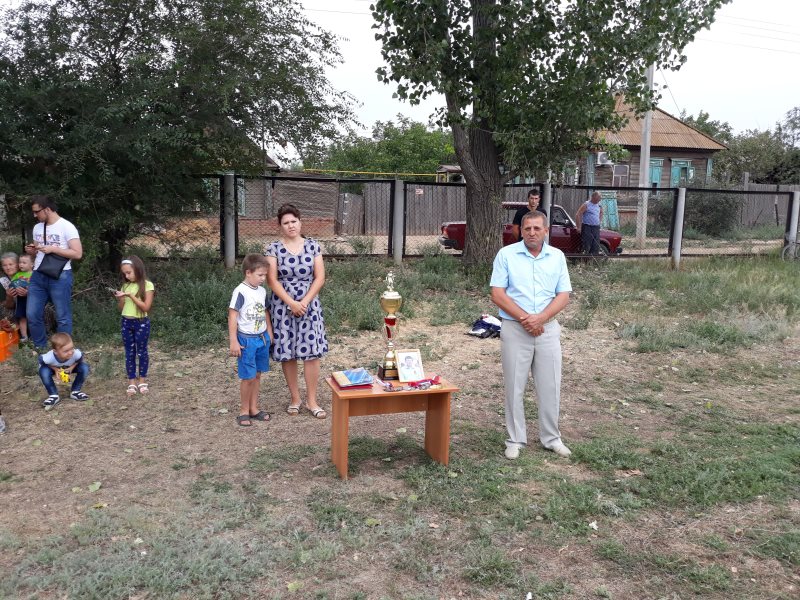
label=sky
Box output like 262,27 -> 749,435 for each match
1,0 -> 798,136
303,0 -> 800,135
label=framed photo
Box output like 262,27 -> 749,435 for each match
396,349 -> 425,382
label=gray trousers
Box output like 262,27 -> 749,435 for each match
581,224 -> 601,254
501,318 -> 563,449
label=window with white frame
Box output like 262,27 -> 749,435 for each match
612,164 -> 629,187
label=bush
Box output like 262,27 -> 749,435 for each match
655,190 -> 741,237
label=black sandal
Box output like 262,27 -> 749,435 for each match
236,414 -> 252,427
249,411 -> 272,422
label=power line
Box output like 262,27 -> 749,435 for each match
657,69 -> 682,116
692,36 -> 800,56
714,18 -> 800,40
304,8 -> 372,16
733,31 -> 800,45
719,13 -> 800,29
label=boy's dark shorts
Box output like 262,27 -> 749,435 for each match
14,296 -> 27,320
237,331 -> 271,380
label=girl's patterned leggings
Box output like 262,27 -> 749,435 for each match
121,317 -> 151,379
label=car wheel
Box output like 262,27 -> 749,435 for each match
598,243 -> 610,256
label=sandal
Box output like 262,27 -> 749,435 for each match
127,384 -> 138,397
305,405 -> 327,419
43,394 -> 61,408
137,382 -> 149,395
249,411 -> 272,422
236,414 -> 252,427
286,404 -> 301,415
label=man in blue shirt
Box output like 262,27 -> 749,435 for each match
576,191 -> 604,254
490,211 -> 573,460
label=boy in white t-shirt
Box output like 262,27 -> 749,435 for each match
228,254 -> 274,427
38,332 -> 91,408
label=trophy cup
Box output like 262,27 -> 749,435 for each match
377,271 -> 403,380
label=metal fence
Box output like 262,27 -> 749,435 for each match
675,188 -> 794,257
1,177 -> 797,261
234,175 -> 396,256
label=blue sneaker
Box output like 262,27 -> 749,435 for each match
70,391 -> 89,401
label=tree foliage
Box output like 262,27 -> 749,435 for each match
777,107 -> 800,149
371,0 -> 729,264
307,116 -> 455,178
717,130 -> 787,184
680,110 -> 733,145
686,107 -> 800,185
0,0 -> 355,269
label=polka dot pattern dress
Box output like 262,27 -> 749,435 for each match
265,238 -> 329,362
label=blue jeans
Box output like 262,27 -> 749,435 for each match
27,269 -> 74,349
38,360 -> 90,396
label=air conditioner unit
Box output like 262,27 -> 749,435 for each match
596,151 -> 614,166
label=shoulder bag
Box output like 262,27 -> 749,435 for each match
36,221 -> 70,279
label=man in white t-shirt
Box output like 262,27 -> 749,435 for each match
24,195 -> 83,350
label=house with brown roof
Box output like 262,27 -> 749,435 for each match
585,97 -> 727,188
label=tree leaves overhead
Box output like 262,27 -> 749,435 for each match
371,0 -> 729,263
0,0 -> 355,267
373,0 -> 728,174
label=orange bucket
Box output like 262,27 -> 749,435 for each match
0,329 -> 19,362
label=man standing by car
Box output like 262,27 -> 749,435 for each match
25,195 -> 83,350
490,211 -> 572,460
575,191 -> 604,254
511,189 -> 548,241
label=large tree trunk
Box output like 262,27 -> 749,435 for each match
449,0 -> 505,266
101,223 -> 130,272
460,128 -> 504,265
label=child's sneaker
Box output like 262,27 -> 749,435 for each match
70,391 -> 89,401
43,394 -> 61,407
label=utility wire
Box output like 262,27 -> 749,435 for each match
657,69 -> 683,116
692,36 -> 800,55
719,14 -> 800,29
714,19 -> 800,40
304,8 -> 371,16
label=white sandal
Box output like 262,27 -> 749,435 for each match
137,382 -> 149,395
127,384 -> 138,396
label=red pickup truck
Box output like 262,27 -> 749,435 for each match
439,203 -> 623,255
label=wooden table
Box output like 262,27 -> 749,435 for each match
325,377 -> 459,480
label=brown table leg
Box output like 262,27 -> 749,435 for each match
330,392 -> 350,480
424,391 -> 451,466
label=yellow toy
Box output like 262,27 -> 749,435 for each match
59,368 -> 71,383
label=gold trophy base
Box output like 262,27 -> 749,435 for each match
378,365 -> 399,381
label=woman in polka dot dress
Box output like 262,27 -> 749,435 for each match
265,204 -> 329,418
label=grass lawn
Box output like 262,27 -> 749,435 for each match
0,254 -> 798,599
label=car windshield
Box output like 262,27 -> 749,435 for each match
551,208 -> 569,226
